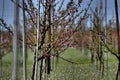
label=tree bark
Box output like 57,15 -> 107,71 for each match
39,58 -> 43,80
46,0 -> 52,74
47,54 -> 51,74
90,49 -> 94,64
114,0 -> 120,79
100,45 -> 104,77
116,59 -> 120,80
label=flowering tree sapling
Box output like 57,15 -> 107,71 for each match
1,0 -> 93,79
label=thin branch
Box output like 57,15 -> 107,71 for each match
57,56 -> 78,64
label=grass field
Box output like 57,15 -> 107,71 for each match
0,48 -> 118,80
49,48 -> 118,80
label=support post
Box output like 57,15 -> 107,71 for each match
12,0 -> 19,80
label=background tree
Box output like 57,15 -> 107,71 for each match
0,0 -> 93,79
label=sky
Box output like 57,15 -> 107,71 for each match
0,0 -> 120,26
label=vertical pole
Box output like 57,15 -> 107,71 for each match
0,30 -> 1,79
0,24 -> 1,79
105,0 -> 108,79
12,0 -> 19,80
52,0 -> 55,70
22,0 -> 27,80
0,0 -> 4,78
35,0 -> 40,80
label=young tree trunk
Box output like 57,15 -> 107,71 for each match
47,54 -> 51,74
114,0 -> 120,79
100,45 -> 104,77
46,0 -> 51,74
90,49 -> 94,64
96,46 -> 104,77
100,55 -> 104,77
39,58 -> 43,80
101,59 -> 104,77
116,58 -> 120,80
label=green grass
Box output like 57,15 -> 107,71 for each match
58,48 -> 90,65
49,48 -> 118,80
49,63 -> 117,80
0,48 -> 119,80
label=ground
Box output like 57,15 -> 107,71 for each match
0,48 -> 118,80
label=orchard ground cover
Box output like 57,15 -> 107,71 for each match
0,48 -> 118,80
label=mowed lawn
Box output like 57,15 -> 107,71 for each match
0,48 -> 118,80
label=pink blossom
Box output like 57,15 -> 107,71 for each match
51,25 -> 55,30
